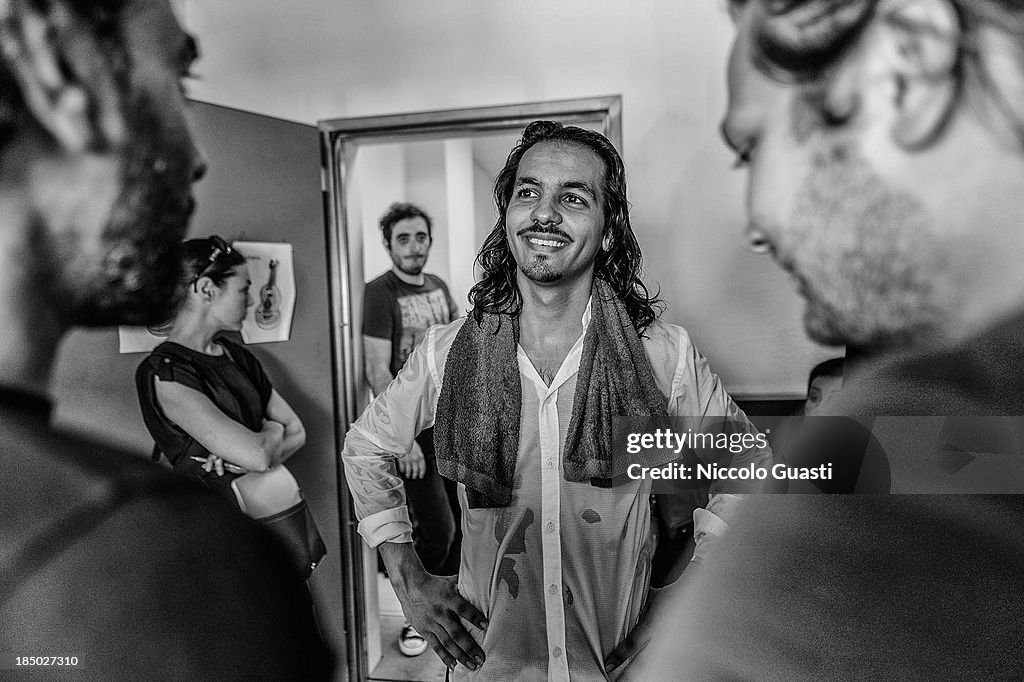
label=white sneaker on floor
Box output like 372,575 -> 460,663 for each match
398,622 -> 428,657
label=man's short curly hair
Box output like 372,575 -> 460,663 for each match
728,0 -> 1024,147
0,0 -> 130,152
378,202 -> 433,244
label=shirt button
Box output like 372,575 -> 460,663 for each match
553,647 -> 562,658
545,521 -> 555,533
548,584 -> 558,595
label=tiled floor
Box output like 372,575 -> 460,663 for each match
371,574 -> 448,682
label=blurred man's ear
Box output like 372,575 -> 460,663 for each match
0,0 -> 126,153
878,0 -> 960,149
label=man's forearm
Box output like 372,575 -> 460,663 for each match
367,366 -> 394,396
379,541 -> 426,590
368,376 -> 392,396
363,335 -> 396,396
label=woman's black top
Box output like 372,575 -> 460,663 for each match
135,338 -> 273,502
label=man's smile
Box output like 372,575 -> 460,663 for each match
517,228 -> 572,251
526,236 -> 568,249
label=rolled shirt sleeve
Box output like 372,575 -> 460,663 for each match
342,326 -> 441,546
692,493 -> 744,563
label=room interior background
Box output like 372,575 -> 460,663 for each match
180,0 -> 842,397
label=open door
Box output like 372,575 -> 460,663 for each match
186,102 -> 349,677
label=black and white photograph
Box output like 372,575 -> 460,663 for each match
2,1 -> 1022,680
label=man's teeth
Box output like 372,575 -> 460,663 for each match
527,237 -> 564,247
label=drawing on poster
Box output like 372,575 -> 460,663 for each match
235,241 -> 295,344
117,241 -> 297,353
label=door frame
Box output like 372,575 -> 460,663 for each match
318,95 -> 622,681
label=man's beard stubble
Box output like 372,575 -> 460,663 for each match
49,90 -> 195,327
395,256 -> 425,277
518,255 -> 562,284
787,142 -> 951,352
514,223 -> 571,284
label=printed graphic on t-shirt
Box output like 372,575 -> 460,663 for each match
397,289 -> 451,365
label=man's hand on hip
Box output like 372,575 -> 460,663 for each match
379,542 -> 487,671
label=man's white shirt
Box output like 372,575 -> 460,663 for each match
343,303 -> 769,680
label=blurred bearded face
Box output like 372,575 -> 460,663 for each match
721,3 -> 950,350
40,0 -> 202,327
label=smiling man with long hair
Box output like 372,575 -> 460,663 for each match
343,120 -> 770,679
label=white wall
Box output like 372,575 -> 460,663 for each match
445,138 -> 479,311
183,0 -> 840,397
355,143 -> 407,284
404,141 -> 452,283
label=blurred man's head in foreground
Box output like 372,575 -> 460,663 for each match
722,0 -> 1024,352
0,0 -> 205,328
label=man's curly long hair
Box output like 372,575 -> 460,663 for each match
469,120 -> 662,332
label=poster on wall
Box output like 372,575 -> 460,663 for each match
117,241 -> 296,353
234,241 -> 296,344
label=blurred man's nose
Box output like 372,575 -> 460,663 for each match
183,108 -> 209,183
191,155 -> 208,183
745,222 -> 772,254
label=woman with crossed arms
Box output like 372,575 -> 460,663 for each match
136,236 -> 305,503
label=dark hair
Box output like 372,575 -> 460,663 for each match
379,202 -> 433,244
0,1 -> 130,152
179,236 -> 246,291
807,357 -> 845,393
729,0 -> 1024,147
728,0 -> 876,82
469,120 -> 662,332
147,236 -> 245,333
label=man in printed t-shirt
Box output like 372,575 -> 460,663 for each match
362,202 -> 461,656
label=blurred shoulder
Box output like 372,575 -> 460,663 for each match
1,419 -> 332,677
